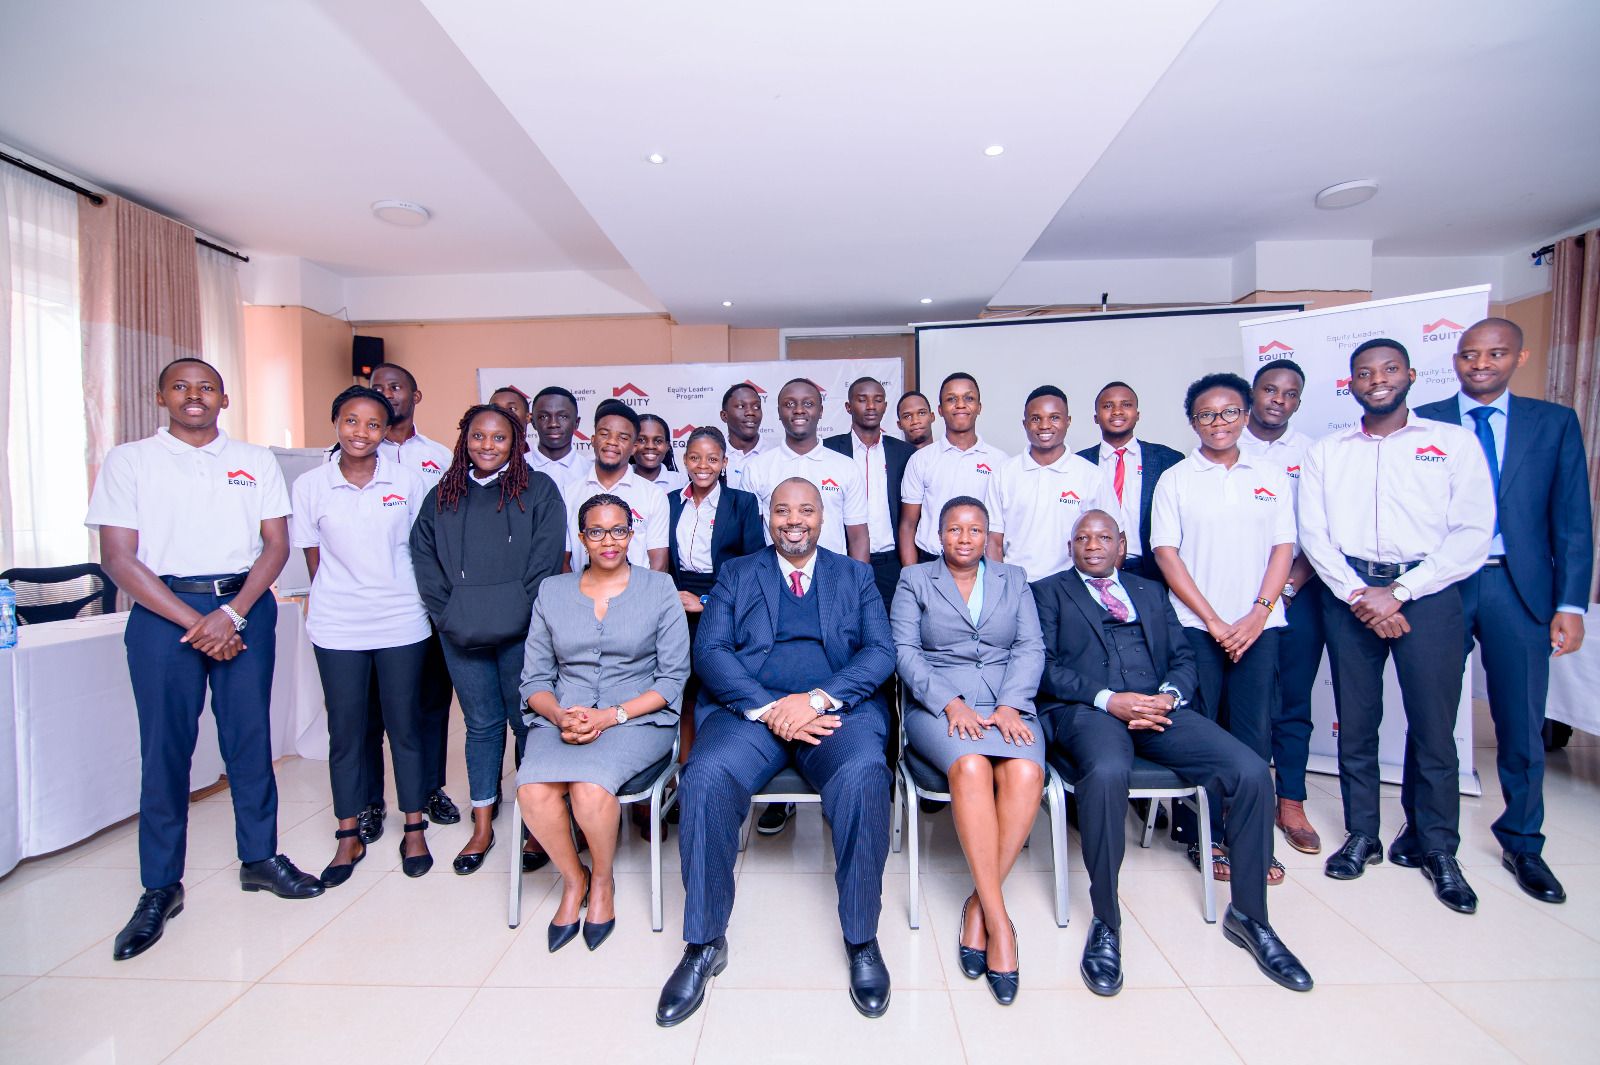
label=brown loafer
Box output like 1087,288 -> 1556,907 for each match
1276,799 -> 1322,854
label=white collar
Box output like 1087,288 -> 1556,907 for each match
777,550 -> 819,582
851,428 -> 883,451
1186,447 -> 1258,473
1021,447 -> 1073,472
156,426 -> 229,455
777,439 -> 825,461
585,461 -> 638,488
682,481 -> 721,507
1075,567 -> 1125,591
327,453 -> 395,489
1099,438 -> 1140,459
469,462 -> 508,486
936,433 -> 987,455
1460,389 -> 1510,417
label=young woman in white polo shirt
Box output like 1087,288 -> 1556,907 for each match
292,386 -> 436,883
633,413 -> 690,495
1151,372 -> 1296,886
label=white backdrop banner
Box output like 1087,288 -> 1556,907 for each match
475,358 -> 905,460
1239,285 -> 1492,795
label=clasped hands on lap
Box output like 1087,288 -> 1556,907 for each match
1103,691 -> 1176,732
943,698 -> 1035,746
761,692 -> 839,745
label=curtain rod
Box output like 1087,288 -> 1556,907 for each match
0,149 -> 250,263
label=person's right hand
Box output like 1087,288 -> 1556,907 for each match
553,705 -> 596,732
1368,612 -> 1411,640
944,697 -> 990,740
182,609 -> 244,660
790,714 -> 841,746
1203,614 -> 1237,649
678,590 -> 704,613
1105,691 -> 1174,731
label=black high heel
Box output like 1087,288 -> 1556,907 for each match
399,820 -> 433,878
957,894 -> 985,979
985,921 -> 1020,1006
453,831 -> 495,876
319,827 -> 365,888
582,873 -> 615,951
548,866 -> 591,953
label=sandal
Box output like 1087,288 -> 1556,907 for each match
1268,857 -> 1286,886
1188,843 -> 1231,882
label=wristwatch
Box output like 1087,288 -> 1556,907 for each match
1390,583 -> 1413,604
808,689 -> 830,715
220,604 -> 248,632
1281,580 -> 1297,600
699,594 -> 710,605
612,705 -> 628,726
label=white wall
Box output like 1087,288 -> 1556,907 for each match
992,257 -> 1231,306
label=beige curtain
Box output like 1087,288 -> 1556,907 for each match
196,243 -> 246,438
1545,228 -> 1600,599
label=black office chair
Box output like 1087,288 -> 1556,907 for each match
0,563 -> 119,625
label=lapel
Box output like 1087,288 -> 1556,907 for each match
1499,395 -> 1533,495
708,487 -> 733,561
1129,580 -> 1165,662
814,550 -> 846,664
976,563 -> 1005,629
1137,441 -> 1159,542
928,561 -> 976,629
754,548 -> 781,633
1060,571 -> 1111,651
666,491 -> 683,568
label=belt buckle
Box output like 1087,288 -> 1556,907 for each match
212,578 -> 230,597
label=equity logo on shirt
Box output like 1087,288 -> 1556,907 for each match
630,507 -> 645,524
1059,490 -> 1081,503
1415,445 -> 1447,463
420,460 -> 442,474
819,478 -> 842,490
226,469 -> 256,487
1285,464 -> 1301,478
381,493 -> 407,507
1253,487 -> 1276,500
974,463 -> 993,474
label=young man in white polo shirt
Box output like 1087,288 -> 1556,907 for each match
992,385 -> 1110,583
530,386 -> 589,492
719,382 -> 769,491
87,358 -> 324,962
562,399 -> 670,572
741,378 -> 870,562
897,372 -> 1008,566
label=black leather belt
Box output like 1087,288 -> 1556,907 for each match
869,550 -> 899,562
1482,556 -> 1506,568
165,574 -> 246,596
1343,556 -> 1422,580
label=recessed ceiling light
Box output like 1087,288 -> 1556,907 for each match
1314,179 -> 1379,210
647,153 -> 666,164
371,200 -> 430,226
983,145 -> 1005,157
920,298 -> 933,304
722,301 -> 733,307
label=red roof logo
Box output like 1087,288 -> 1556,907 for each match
1423,318 -> 1464,334
673,424 -> 696,439
573,429 -> 590,442
1336,377 -> 1352,389
226,470 -> 254,481
630,508 -> 644,521
382,494 -> 405,503
420,460 -> 441,471
612,383 -> 648,398
1285,464 -> 1301,473
1060,490 -> 1080,501
1258,340 -> 1293,355
1254,487 -> 1275,498
1416,445 -> 1447,457
742,380 -> 767,394
820,478 -> 840,488
975,463 -> 992,473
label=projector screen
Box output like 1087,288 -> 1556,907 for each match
915,304 -> 1303,458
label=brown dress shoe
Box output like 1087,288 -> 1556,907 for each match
1276,799 -> 1321,854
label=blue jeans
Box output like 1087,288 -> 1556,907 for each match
438,638 -> 528,806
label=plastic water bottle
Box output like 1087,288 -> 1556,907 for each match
0,579 -> 16,649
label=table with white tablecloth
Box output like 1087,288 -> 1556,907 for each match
0,600 -> 329,877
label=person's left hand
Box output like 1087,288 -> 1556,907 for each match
764,692 -> 826,743
988,706 -> 1034,746
679,590 -> 704,613
559,707 -> 604,743
1552,613 -> 1586,657
1222,605 -> 1270,660
1349,585 -> 1403,625
182,609 -> 245,659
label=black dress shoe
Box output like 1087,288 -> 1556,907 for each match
957,895 -> 985,980
112,884 -> 184,961
399,821 -> 433,878
424,788 -> 461,826
319,827 -> 366,888
1504,852 -> 1566,903
356,803 -> 385,845
984,922 -> 1019,1006
1324,833 -> 1384,880
523,849 -> 550,873
1079,917 -> 1123,996
656,938 -> 729,1027
453,833 -> 495,876
548,867 -> 590,953
845,938 -> 891,1018
1222,906 -> 1313,992
240,855 -> 324,899
1388,822 -> 1422,868
756,802 -> 795,835
1422,852 -> 1478,914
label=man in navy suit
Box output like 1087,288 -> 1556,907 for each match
1404,318 -> 1592,903
656,477 -> 897,1026
824,376 -> 916,610
1076,382 -> 1184,587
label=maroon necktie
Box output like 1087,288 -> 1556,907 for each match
1087,577 -> 1129,622
790,571 -> 805,597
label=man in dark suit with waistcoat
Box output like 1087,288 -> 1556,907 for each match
656,477 -> 897,1026
1403,318 -> 1592,903
1076,381 -> 1184,586
1034,509 -> 1312,995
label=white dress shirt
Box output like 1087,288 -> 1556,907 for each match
1150,450 -> 1296,631
675,482 -> 720,574
741,439 -> 868,556
562,463 -> 671,570
722,438 -> 769,491
377,428 -> 453,485
1091,439 -> 1145,559
85,427 -> 291,578
1299,412 -> 1494,603
744,550 -> 837,720
849,430 -> 898,554
900,434 -> 1009,554
992,449 -> 1112,582
529,446 -> 586,493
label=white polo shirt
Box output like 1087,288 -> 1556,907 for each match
900,435 -> 1009,554
741,438 -> 868,556
563,463 -> 671,570
1090,439 -> 1145,559
1240,425 -> 1313,521
85,427 -> 290,578
639,465 -> 690,496
1150,449 -> 1297,631
848,430 -> 898,554
529,446 -> 586,493
378,428 -> 452,485
722,437 -> 769,491
992,449 -> 1112,583
675,482 -> 720,574
290,457 -> 431,651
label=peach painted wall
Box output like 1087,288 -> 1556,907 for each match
1491,291 -> 1552,400
242,305 -> 353,448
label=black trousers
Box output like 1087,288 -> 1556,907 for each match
316,639 -> 430,819
1172,629 -> 1278,849
1402,565 -> 1550,855
916,548 -> 939,564
362,627 -> 452,806
1054,703 -> 1273,929
1323,581 -> 1464,855
1274,576 -> 1325,802
1120,554 -> 1166,589
869,550 -> 902,614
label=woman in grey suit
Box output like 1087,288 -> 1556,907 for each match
891,495 -> 1045,1006
518,493 -> 691,954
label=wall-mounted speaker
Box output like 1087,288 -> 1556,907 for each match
353,335 -> 384,378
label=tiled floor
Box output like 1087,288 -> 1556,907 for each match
3,701 -> 1596,1064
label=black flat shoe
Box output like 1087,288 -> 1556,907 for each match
319,827 -> 366,888
1324,833 -> 1384,880
453,832 -> 495,876
356,803 -> 385,845
240,855 -> 324,899
548,867 -> 591,953
112,883 -> 184,961
1504,852 -> 1566,903
984,922 -> 1019,1006
656,938 -> 728,1027
523,849 -> 551,872
1388,822 -> 1422,868
424,788 -> 461,826
1222,906 -> 1313,992
845,938 -> 891,1018
957,894 -> 985,979
399,821 -> 433,878
1422,852 -> 1478,914
1079,917 -> 1123,996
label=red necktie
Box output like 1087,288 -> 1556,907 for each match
790,571 -> 805,597
1087,577 -> 1129,622
1113,448 -> 1127,504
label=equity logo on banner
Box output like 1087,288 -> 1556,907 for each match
611,383 -> 649,408
1256,340 -> 1295,364
1335,376 -> 1352,397
1421,318 -> 1466,345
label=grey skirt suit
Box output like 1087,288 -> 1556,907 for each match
890,559 -> 1047,771
516,567 -> 691,792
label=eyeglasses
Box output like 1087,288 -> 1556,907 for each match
1191,407 -> 1245,426
582,525 -> 633,542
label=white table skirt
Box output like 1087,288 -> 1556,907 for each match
0,600 -> 329,877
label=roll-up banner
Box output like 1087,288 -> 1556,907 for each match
1240,285 -> 1491,796
475,357 -> 906,457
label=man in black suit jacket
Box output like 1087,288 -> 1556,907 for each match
1076,382 -> 1184,586
1405,318 -> 1592,904
825,376 -> 916,608
1035,509 -> 1311,995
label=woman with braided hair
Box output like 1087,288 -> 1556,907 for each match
411,404 -> 567,875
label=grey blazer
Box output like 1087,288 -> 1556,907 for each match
518,567 -> 691,728
890,559 -> 1045,717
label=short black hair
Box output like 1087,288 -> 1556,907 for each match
847,376 -> 885,397
1252,359 -> 1305,386
158,357 -> 224,391
1464,317 -> 1525,350
368,362 -> 417,390
897,390 -> 930,412
939,372 -> 980,399
1025,384 -> 1068,407
1095,380 -> 1136,404
593,398 -> 640,431
779,377 -> 822,398
532,385 -> 577,410
721,381 -> 762,407
491,385 -> 530,405
330,385 -> 395,426
1184,372 -> 1253,419
686,425 -> 726,454
577,492 -> 632,532
1349,338 -> 1410,370
938,494 -> 990,528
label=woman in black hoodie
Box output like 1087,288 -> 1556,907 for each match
411,404 -> 566,875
